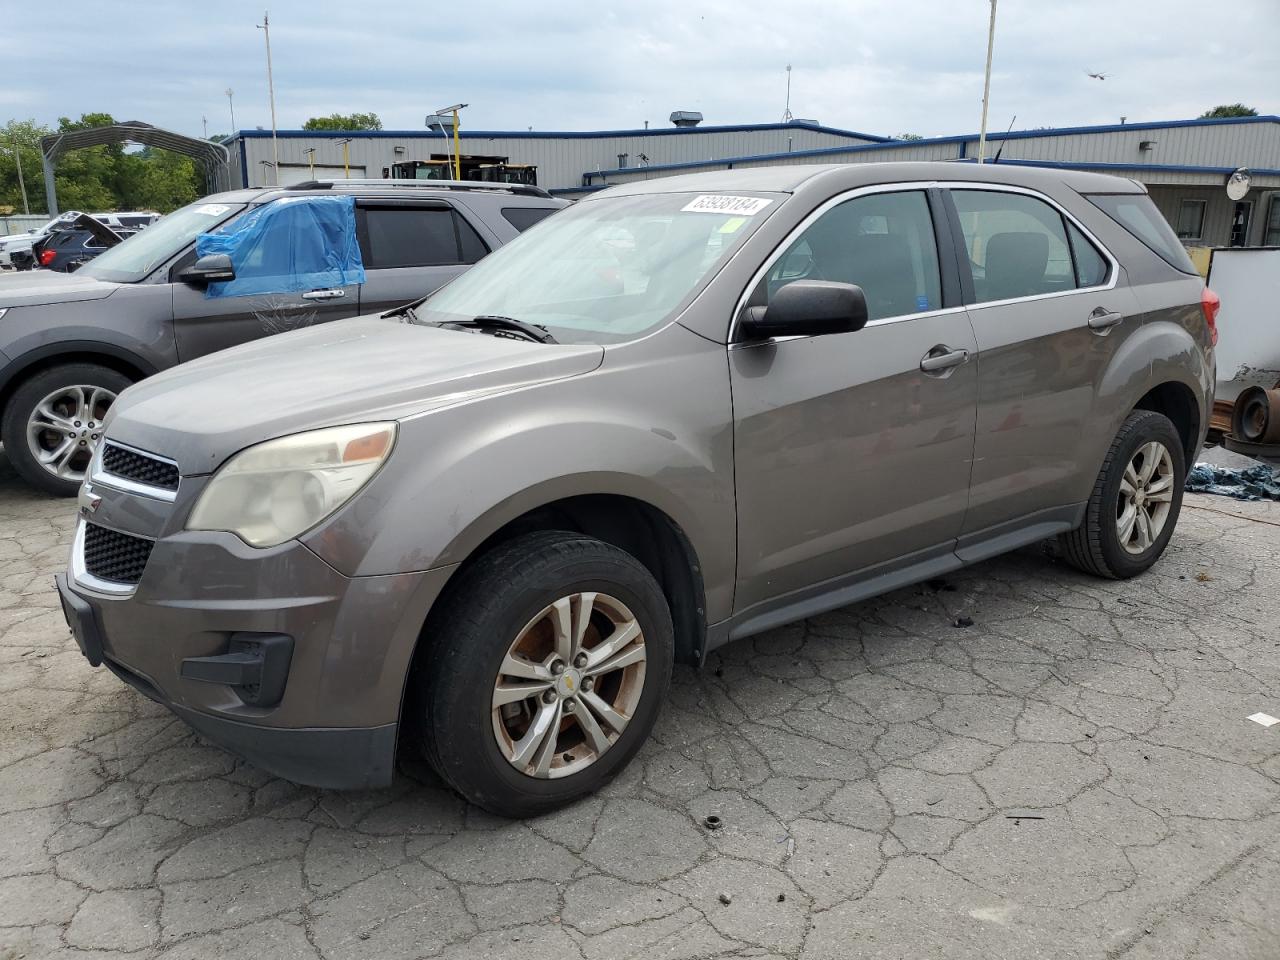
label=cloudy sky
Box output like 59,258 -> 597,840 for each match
3,0 -> 1277,139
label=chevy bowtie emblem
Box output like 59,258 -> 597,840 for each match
78,487 -> 102,516
563,675 -> 575,691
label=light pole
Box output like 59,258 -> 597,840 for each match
12,142 -> 29,215
334,139 -> 351,178
256,11 -> 279,184
303,147 -> 315,177
202,115 -> 208,139
977,0 -> 998,163
226,88 -> 236,133
434,103 -> 468,180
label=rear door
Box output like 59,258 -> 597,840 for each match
945,186 -> 1141,539
355,201 -> 490,314
730,187 -> 979,612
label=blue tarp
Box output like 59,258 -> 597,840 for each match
1185,463 -> 1280,501
195,194 -> 365,299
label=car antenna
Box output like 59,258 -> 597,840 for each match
991,115 -> 1016,163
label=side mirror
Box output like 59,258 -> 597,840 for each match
178,253 -> 236,285
739,280 -> 869,340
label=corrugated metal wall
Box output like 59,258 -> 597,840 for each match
232,126 -> 879,190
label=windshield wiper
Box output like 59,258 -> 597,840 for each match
447,315 -> 558,344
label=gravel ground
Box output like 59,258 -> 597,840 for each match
1,451 -> 1278,959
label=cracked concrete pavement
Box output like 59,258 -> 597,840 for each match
2,452 -> 1279,959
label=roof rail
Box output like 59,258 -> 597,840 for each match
285,178 -> 553,199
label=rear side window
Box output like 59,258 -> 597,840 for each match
764,190 -> 942,320
1085,193 -> 1197,274
951,190 -> 1077,303
361,206 -> 490,269
502,206 -> 557,232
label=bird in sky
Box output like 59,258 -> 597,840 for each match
1086,71 -> 1109,80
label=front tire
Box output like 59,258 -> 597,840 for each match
1058,409 -> 1186,579
1,363 -> 131,497
420,531 -> 673,817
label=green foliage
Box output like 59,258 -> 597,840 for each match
302,112 -> 383,131
0,113 -> 207,215
1199,104 -> 1258,119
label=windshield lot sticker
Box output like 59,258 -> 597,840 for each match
718,217 -> 748,234
195,204 -> 231,216
682,195 -> 774,216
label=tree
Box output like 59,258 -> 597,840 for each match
302,112 -> 383,131
1199,104 -> 1258,119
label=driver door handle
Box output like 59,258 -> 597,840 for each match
302,288 -> 345,301
920,346 -> 970,373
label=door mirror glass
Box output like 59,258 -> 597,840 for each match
178,253 -> 236,285
740,280 -> 869,339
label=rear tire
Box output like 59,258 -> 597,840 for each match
1058,410 -> 1186,579
420,531 -> 673,817
1,363 -> 131,497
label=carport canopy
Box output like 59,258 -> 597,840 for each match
40,121 -> 230,215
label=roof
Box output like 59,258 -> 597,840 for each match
229,120 -> 889,143
40,121 -> 228,169
590,161 -> 1150,198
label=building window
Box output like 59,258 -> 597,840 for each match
1176,200 -> 1206,241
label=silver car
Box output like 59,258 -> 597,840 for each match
56,162 -> 1216,816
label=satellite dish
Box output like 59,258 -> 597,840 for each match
1226,168 -> 1251,201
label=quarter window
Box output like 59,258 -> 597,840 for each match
764,190 -> 942,321
952,190 -> 1080,303
1176,199 -> 1206,240
1066,222 -> 1109,287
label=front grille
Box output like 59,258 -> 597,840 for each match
101,443 -> 179,492
82,522 -> 154,585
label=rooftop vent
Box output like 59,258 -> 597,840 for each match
788,118 -> 820,126
670,111 -> 704,128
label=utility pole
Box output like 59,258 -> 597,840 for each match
12,142 -> 29,215
202,115 -> 208,139
782,65 -> 794,123
977,0 -> 998,163
226,88 -> 236,133
256,11 -> 279,184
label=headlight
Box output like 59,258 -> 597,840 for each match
187,422 -> 396,547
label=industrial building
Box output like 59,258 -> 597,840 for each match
226,113 -> 1280,249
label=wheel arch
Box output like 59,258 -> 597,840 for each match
0,342 -> 157,437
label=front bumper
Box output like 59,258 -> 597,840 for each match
59,470 -> 456,789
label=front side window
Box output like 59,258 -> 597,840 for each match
79,200 -> 247,284
952,189 -> 1078,304
763,190 -> 942,320
417,191 -> 780,344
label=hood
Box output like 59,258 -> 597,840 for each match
0,268 -> 120,306
57,213 -> 125,248
106,314 -> 605,474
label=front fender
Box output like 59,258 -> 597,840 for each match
302,326 -> 737,621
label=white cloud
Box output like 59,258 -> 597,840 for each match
2,0 -> 1276,138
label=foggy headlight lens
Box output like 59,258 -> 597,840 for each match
187,423 -> 397,547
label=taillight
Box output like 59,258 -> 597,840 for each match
38,248 -> 56,267
1201,287 -> 1220,347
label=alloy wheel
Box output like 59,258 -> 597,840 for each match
25,384 -> 115,484
491,591 -> 647,779
1117,440 -> 1175,555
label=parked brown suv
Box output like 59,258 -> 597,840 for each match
58,162 -> 1216,816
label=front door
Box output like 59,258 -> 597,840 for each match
946,186 -> 1142,536
730,189 -> 979,612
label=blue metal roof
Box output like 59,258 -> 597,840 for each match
230,120 -> 890,143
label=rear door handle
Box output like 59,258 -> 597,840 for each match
302,288 -> 346,301
920,346 -> 970,373
1087,308 -> 1124,331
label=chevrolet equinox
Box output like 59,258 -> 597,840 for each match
56,163 -> 1216,816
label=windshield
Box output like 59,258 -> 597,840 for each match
79,200 -> 247,283
415,191 -> 780,344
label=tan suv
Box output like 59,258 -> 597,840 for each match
57,162 -> 1215,816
